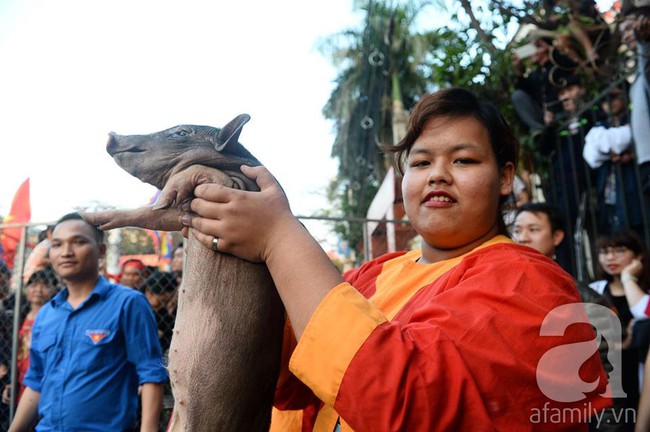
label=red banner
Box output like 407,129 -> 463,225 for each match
1,178 -> 31,269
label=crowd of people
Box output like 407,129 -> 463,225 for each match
0,85 -> 631,430
0,223 -> 185,431
502,1 -> 650,429
507,1 -> 650,269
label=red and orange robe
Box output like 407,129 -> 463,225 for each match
271,236 -> 611,431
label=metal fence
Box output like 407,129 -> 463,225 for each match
530,77 -> 650,282
1,104 -> 649,427
0,223 -> 181,430
0,217 -> 374,429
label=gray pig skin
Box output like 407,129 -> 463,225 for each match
81,114 -> 285,431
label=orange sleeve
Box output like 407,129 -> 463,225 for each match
290,246 -> 610,431
273,319 -> 320,412
288,283 -> 387,406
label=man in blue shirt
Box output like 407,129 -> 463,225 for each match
8,212 -> 167,431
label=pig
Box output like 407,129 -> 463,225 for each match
81,114 -> 285,431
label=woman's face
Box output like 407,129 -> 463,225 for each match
598,245 -> 636,277
402,115 -> 514,258
26,280 -> 54,306
171,247 -> 184,273
120,264 -> 145,289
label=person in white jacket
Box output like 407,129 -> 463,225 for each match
583,87 -> 644,235
620,1 -> 650,241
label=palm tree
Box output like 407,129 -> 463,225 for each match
320,0 -> 544,260
320,0 -> 444,257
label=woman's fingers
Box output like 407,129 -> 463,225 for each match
181,212 -> 231,254
179,164 -> 290,263
241,165 -> 278,191
190,226 -> 220,252
181,209 -> 218,236
194,182 -> 235,203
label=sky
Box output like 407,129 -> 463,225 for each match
0,0 -> 361,234
0,0 -> 618,232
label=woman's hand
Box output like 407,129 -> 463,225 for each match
180,165 -> 298,263
2,384 -> 10,405
622,258 -> 643,282
620,257 -> 647,309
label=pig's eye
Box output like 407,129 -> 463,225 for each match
173,130 -> 190,137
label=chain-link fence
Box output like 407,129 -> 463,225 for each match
0,216 -> 407,430
0,165 -> 648,428
2,102 -> 650,425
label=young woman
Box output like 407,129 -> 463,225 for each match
589,229 -> 650,420
590,230 -> 650,321
181,87 -> 610,430
2,268 -> 58,406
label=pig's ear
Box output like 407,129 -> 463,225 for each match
215,114 -> 251,152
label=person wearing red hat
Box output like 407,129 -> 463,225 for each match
118,258 -> 148,290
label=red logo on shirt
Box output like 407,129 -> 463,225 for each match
85,329 -> 111,344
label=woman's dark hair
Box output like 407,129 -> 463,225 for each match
26,265 -> 59,291
596,229 -> 650,290
384,87 -> 520,236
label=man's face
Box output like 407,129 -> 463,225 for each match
531,39 -> 550,64
559,84 -> 583,113
512,211 -> 564,258
49,219 -> 103,283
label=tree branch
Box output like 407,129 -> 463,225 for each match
458,0 -> 495,49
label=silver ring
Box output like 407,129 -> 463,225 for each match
211,237 -> 220,252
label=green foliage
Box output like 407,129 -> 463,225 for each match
117,229 -> 183,256
119,228 -> 155,255
321,0 -> 445,256
322,0 -> 623,258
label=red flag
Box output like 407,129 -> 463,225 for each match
1,178 -> 31,269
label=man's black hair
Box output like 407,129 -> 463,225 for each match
515,202 -> 565,234
55,212 -> 104,243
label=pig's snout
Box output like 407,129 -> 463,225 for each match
106,132 -> 119,155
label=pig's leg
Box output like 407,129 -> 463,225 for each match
81,165 -> 233,231
167,238 -> 284,431
80,207 -> 183,231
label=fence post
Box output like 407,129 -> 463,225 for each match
9,225 -> 27,422
363,221 -> 370,262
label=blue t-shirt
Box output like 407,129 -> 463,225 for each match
24,276 -> 168,431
